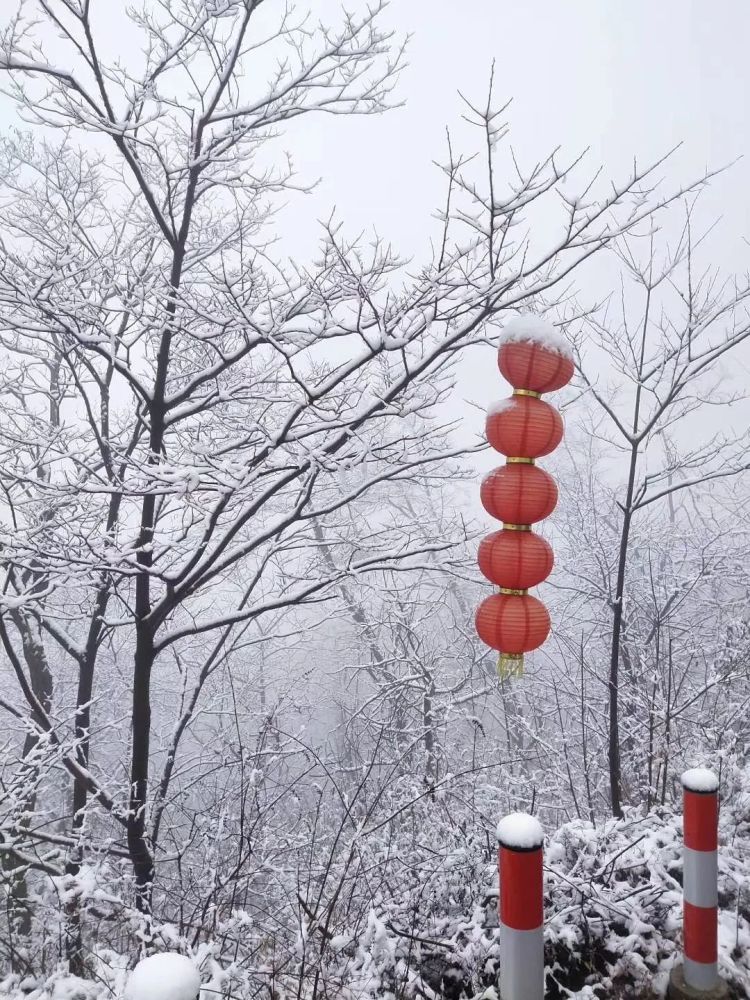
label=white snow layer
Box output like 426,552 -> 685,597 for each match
496,812 -> 544,848
487,397 -> 516,417
125,954 -> 201,1000
500,315 -> 573,360
681,767 -> 719,793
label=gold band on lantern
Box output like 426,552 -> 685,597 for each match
499,587 -> 527,596
506,456 -> 535,465
497,652 -> 524,679
512,388 -> 542,399
503,523 -> 531,531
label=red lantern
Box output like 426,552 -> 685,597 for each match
480,464 -> 558,524
498,340 -> 574,394
478,529 -> 553,590
475,593 -> 551,653
477,319 -> 572,676
486,395 -> 563,459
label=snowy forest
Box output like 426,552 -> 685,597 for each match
0,2 -> 749,999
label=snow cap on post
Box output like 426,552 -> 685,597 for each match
496,811 -> 544,850
681,767 -> 719,794
125,954 -> 201,1000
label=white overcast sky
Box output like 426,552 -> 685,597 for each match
1,0 -> 748,476
292,0 -> 750,262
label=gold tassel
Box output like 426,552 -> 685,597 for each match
497,653 -> 524,679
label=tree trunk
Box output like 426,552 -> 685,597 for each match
65,591 -> 111,975
129,615 -> 156,917
423,680 -> 436,793
607,283 -> 652,818
2,615 -> 54,957
608,489 -> 633,818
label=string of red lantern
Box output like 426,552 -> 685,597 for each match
476,321 -> 574,677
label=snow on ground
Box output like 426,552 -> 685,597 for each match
2,807 -> 748,1000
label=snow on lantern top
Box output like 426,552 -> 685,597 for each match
125,954 -> 201,1000
496,811 -> 544,849
486,397 -> 517,418
498,315 -> 574,394
499,315 -> 573,360
681,767 -> 719,794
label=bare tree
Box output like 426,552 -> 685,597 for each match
556,210 -> 750,815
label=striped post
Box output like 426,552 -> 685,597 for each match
682,767 -> 719,990
669,767 -> 727,998
497,813 -> 544,1000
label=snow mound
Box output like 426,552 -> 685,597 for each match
500,315 -> 573,360
681,767 -> 719,793
496,812 -> 544,849
125,954 -> 201,1000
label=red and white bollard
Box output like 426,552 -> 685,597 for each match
669,767 -> 728,999
497,813 -> 544,1000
